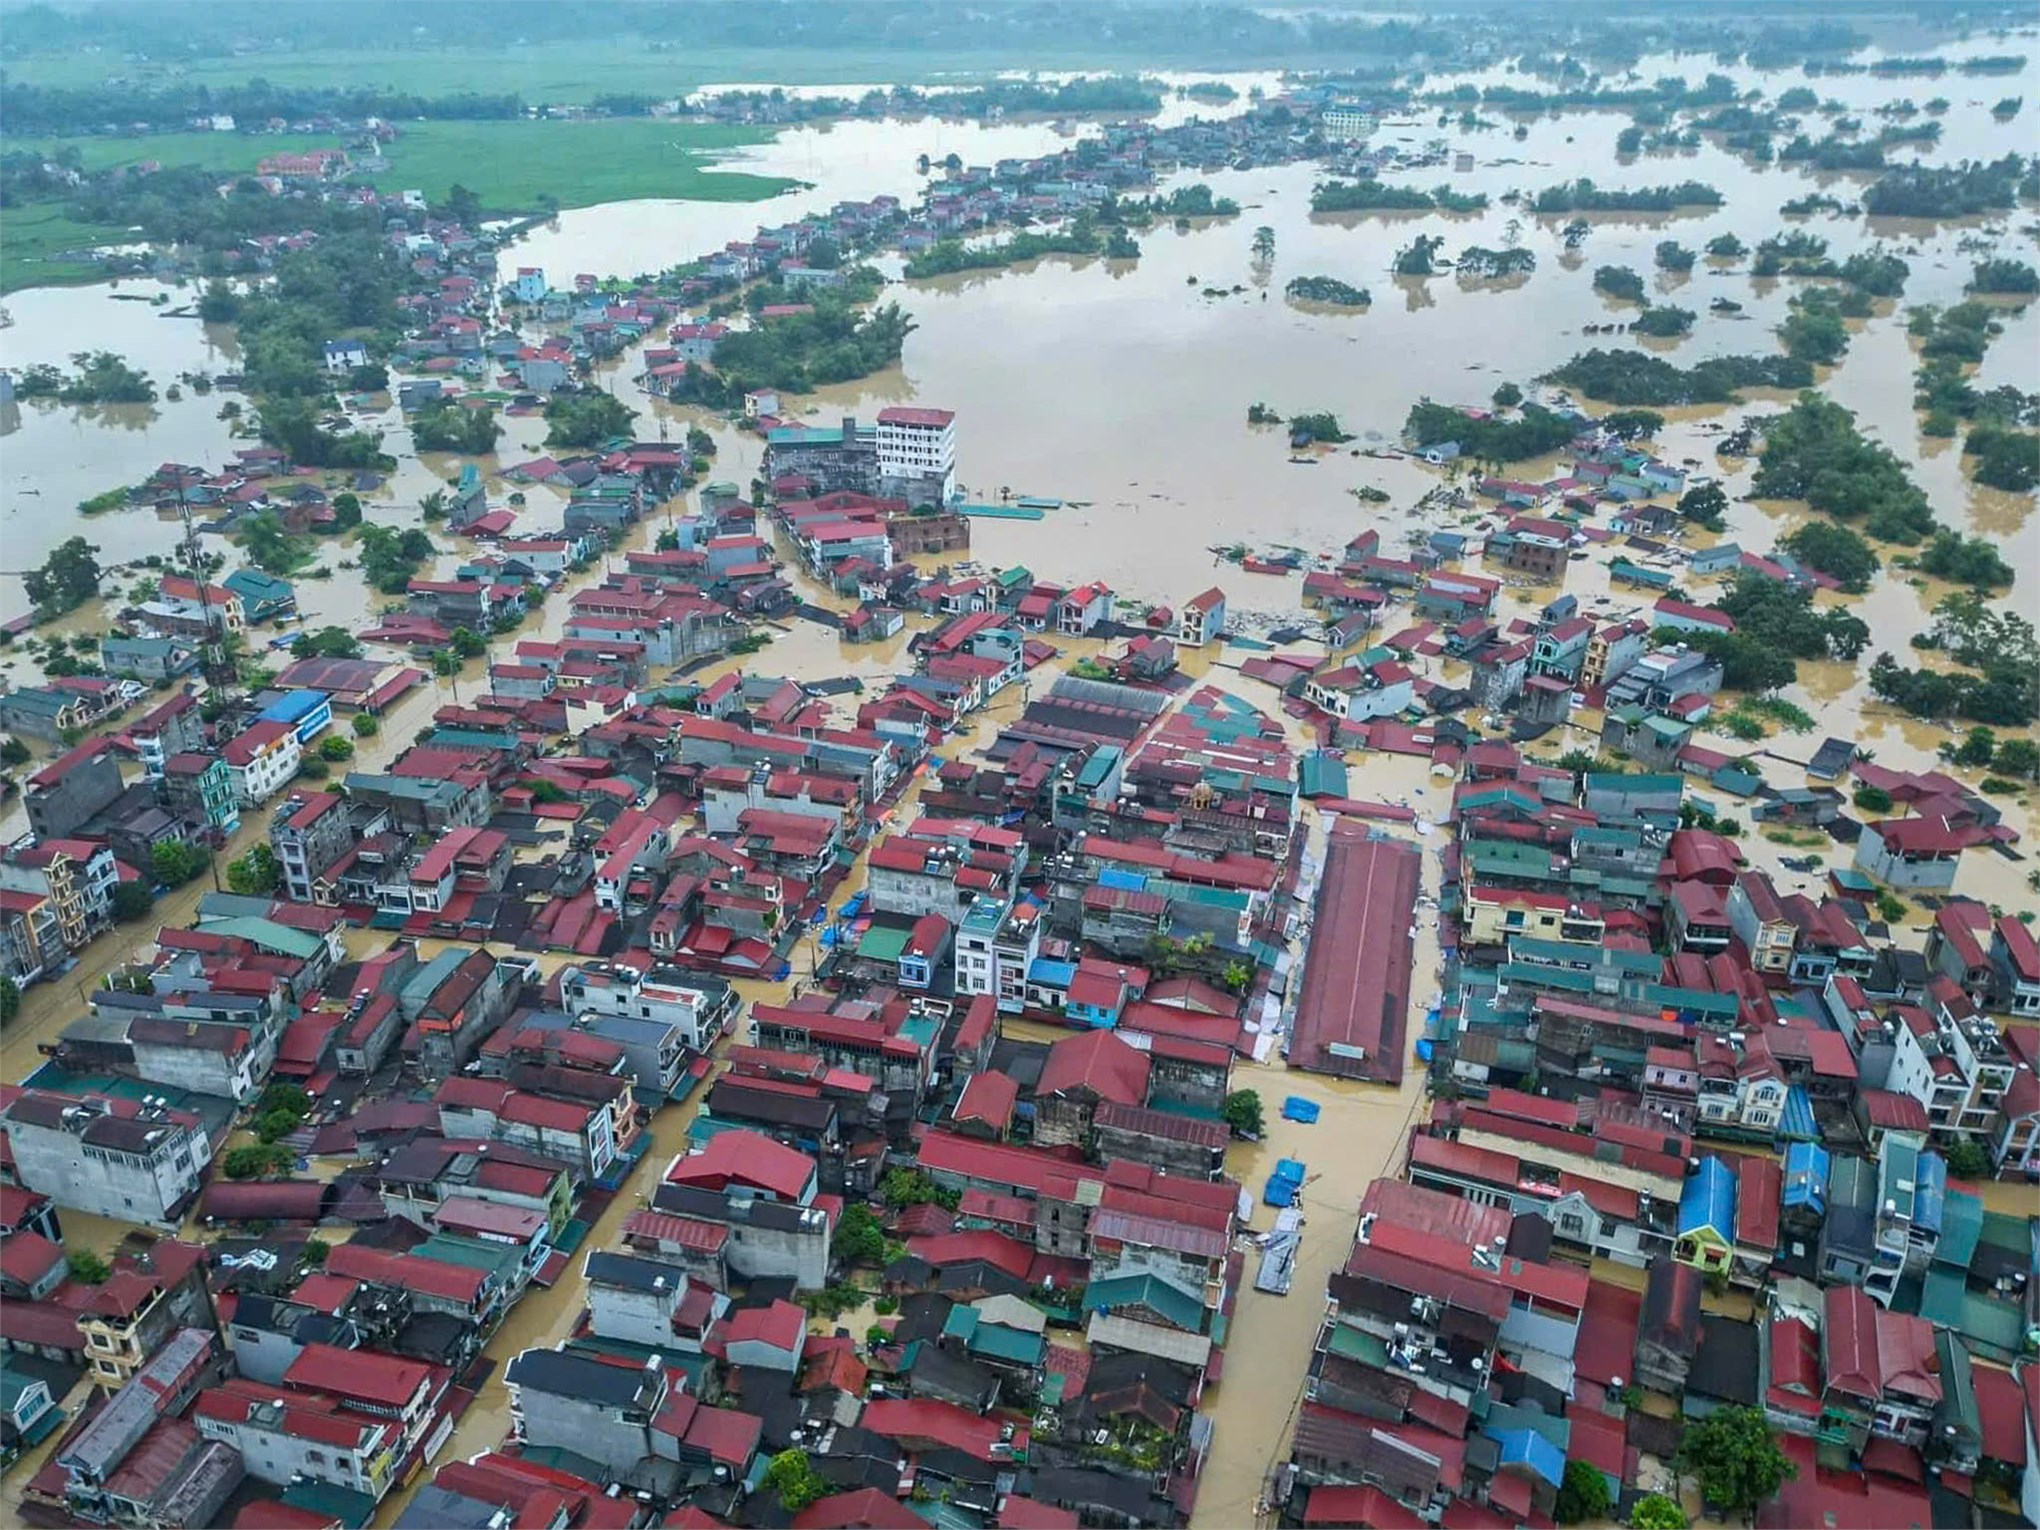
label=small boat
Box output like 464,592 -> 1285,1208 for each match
1287,454 -> 1319,465
1240,557 -> 1294,575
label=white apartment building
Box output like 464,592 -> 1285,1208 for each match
953,895 -> 1042,1014
876,406 -> 957,504
1886,995 -> 2018,1145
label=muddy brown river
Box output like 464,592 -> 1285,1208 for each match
1,43 -> 2036,1528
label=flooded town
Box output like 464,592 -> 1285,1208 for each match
0,3 -> 2037,1530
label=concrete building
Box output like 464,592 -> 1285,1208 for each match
558,961 -> 738,1055
222,719 -> 301,806
505,1346 -> 668,1478
99,636 -> 199,682
953,896 -> 1043,1014
194,1382 -> 401,1505
159,754 -> 240,840
1855,817 -> 1967,893
124,1017 -> 267,1103
584,1251 -> 727,1351
0,1092 -> 210,1229
875,405 -> 958,504
0,687 -> 91,744
22,739 -> 126,841
270,790 -> 386,904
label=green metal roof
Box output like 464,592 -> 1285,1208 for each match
1083,1270 -> 1205,1334
855,925 -> 912,964
281,1481 -> 375,1529
192,915 -> 325,959
1298,754 -> 1349,799
1919,1266 -> 2025,1363
967,1320 -> 1045,1366
414,1232 -> 523,1277
1328,1319 -> 1389,1365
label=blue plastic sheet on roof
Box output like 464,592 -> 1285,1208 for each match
1098,867 -> 1148,891
1281,1096 -> 1320,1124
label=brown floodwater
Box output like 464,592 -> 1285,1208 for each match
3,45 -> 2037,1518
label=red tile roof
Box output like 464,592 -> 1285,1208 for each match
1823,1286 -> 1882,1399
907,1229 -> 1037,1279
0,1230 -> 65,1288
1288,829 -> 1419,1082
682,1403 -> 762,1469
1858,1089 -> 1932,1134
622,1209 -> 731,1253
995,1495 -> 1080,1530
1973,1362 -> 2027,1467
325,1243 -> 486,1305
953,1070 -> 1019,1132
1036,1029 -> 1149,1106
1303,1484 -> 1425,1528
195,1382 -> 389,1450
859,1397 -> 1027,1461
714,1298 -> 805,1355
284,1341 -> 430,1410
1733,1154 -> 1781,1253
665,1130 -> 814,1203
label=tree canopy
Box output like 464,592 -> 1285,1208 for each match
1676,1406 -> 1795,1518
543,391 -> 639,450
23,536 -> 103,615
1752,393 -> 1939,544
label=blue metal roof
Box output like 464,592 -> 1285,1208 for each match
1678,1155 -> 1737,1238
1783,1141 -> 1828,1212
1912,1150 -> 1947,1238
1485,1426 -> 1566,1489
1027,958 -> 1078,988
1779,1085 -> 1819,1142
257,688 -> 330,723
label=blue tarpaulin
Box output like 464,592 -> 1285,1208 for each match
1264,1158 -> 1307,1207
1281,1096 -> 1320,1124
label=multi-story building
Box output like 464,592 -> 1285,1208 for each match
159,754 -> 240,839
1726,870 -> 1796,976
865,824 -> 1025,920
504,1347 -> 669,1479
282,1343 -> 444,1464
22,738 -> 126,841
1989,914 -> 2040,1017
194,1380 -> 402,1505
1855,816 -> 1967,893
875,405 -> 958,504
558,960 -> 738,1058
270,790 -> 386,904
0,838 -> 115,953
73,1242 -> 219,1392
0,1092 -> 210,1230
1862,1134 -> 1944,1308
0,883 -> 63,987
1885,997 -> 2017,1146
222,719 -> 301,806
343,769 -> 494,835
127,691 -> 206,780
953,896 -> 1044,1014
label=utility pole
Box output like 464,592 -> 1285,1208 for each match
179,478 -> 236,706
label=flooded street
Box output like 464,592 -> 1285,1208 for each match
1,42 -> 2036,1528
